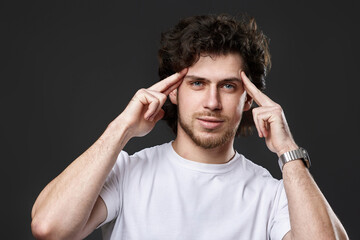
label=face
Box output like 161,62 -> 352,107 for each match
170,53 -> 252,149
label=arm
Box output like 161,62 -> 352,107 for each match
282,161 -> 348,240
241,71 -> 348,240
31,69 -> 187,240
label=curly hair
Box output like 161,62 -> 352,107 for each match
158,13 -> 271,136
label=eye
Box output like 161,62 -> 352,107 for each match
190,81 -> 203,87
222,83 -> 235,90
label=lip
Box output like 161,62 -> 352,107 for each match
197,117 -> 224,129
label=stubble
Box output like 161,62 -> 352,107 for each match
178,111 -> 238,149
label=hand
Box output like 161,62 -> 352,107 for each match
119,69 -> 188,138
241,71 -> 298,156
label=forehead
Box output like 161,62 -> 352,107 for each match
186,53 -> 244,80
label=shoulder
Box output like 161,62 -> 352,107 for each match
235,154 -> 285,203
114,142 -> 171,169
236,154 -> 282,189
239,154 -> 274,178
130,142 -> 170,160
126,142 -> 171,170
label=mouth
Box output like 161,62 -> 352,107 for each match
197,117 -> 224,129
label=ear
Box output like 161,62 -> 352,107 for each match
169,89 -> 178,105
243,94 -> 253,111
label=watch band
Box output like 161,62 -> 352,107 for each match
278,147 -> 311,171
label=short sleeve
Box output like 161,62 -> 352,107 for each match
269,180 -> 291,240
97,151 -> 129,228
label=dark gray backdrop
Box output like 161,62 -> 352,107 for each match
1,0 -> 359,239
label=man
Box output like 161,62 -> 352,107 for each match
31,14 -> 348,239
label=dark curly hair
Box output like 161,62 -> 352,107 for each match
158,13 -> 271,136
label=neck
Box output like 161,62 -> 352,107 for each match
172,128 -> 235,164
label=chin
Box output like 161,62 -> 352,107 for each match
190,130 -> 235,149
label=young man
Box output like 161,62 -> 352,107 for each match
31,14 -> 348,240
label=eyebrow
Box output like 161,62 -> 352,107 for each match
184,75 -> 242,83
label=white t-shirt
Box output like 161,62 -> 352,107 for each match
99,142 -> 290,240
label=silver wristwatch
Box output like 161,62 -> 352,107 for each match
278,147 -> 311,171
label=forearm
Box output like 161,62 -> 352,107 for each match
31,116 -> 132,239
283,161 -> 348,240
31,71 -> 185,239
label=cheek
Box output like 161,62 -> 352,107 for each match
233,106 -> 243,121
224,95 -> 245,120
235,92 -> 247,111
177,91 -> 194,116
178,87 -> 199,108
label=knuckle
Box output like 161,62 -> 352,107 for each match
136,88 -> 146,95
274,104 -> 282,113
153,98 -> 160,106
159,93 -> 167,102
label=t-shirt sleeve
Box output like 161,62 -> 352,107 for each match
269,180 -> 291,240
97,151 -> 129,228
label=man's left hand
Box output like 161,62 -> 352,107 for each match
241,71 -> 298,157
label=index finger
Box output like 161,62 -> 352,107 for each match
240,71 -> 275,107
148,68 -> 188,95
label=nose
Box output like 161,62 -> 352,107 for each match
203,86 -> 222,111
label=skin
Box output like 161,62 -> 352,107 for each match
171,54 -> 252,164
31,69 -> 188,239
240,71 -> 348,240
31,53 -> 348,240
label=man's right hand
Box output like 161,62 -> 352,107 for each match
31,68 -> 187,240
118,68 -> 187,138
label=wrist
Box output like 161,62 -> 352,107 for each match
282,159 -> 308,172
104,116 -> 134,145
276,143 -> 299,157
278,147 -> 311,171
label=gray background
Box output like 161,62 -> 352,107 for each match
1,0 -> 359,239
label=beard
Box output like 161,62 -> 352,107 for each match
178,111 -> 238,149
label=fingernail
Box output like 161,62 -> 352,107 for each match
180,68 -> 188,74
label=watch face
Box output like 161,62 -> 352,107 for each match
300,148 -> 309,160
300,148 -> 311,168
